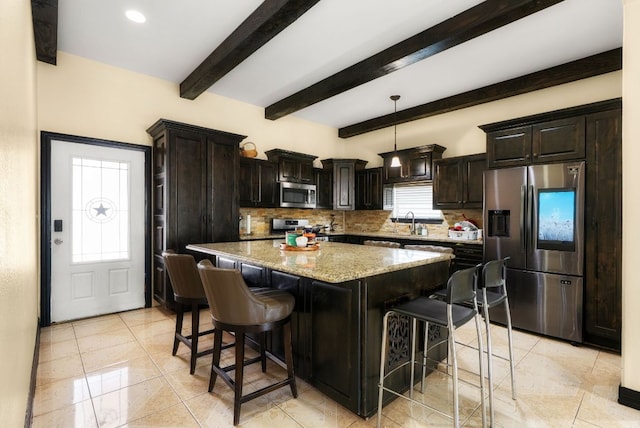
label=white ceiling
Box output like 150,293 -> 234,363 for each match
57,0 -> 623,131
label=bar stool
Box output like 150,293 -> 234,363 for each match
197,260 -> 298,426
478,257 -> 516,425
163,251 -> 220,374
363,240 -> 401,248
377,265 -> 487,428
430,257 -> 516,426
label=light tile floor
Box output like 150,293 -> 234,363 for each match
31,306 -> 640,427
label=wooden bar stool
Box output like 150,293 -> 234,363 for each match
163,251 -> 221,374
197,260 -> 298,426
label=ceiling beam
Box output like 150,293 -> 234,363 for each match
265,0 -> 565,120
180,0 -> 321,100
338,48 -> 622,138
31,0 -> 58,65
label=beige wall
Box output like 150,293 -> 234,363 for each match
0,0 -> 40,426
341,72 -> 621,166
37,53 -> 346,167
38,52 -> 621,170
622,0 -> 640,393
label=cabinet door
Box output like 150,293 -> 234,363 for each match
239,158 -> 256,207
299,161 -> 314,183
310,280 -> 359,412
407,153 -> 433,180
279,157 -> 300,182
462,154 -> 486,208
333,162 -> 356,210
172,132 -> 208,252
207,139 -> 239,242
433,158 -> 462,210
355,169 -> 368,210
315,168 -> 333,209
584,108 -> 622,349
486,126 -> 532,168
257,161 -> 277,207
533,117 -> 586,163
368,168 -> 383,209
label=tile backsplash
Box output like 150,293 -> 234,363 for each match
239,208 -> 482,238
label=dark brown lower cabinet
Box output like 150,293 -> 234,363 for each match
210,254 -> 449,417
584,106 -> 622,350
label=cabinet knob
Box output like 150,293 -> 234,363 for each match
525,154 -> 530,159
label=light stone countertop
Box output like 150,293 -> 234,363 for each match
187,240 -> 453,284
239,231 -> 482,245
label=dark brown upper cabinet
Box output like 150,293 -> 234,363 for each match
484,116 -> 586,169
314,167 -> 333,210
356,167 -> 385,210
239,157 -> 277,208
147,119 -> 244,308
265,149 -> 317,183
433,153 -> 486,210
321,159 -> 367,210
378,144 -> 446,184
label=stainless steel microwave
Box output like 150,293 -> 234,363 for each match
279,182 -> 316,209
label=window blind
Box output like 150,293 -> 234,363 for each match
390,182 -> 442,220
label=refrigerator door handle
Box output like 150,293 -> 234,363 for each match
527,185 -> 534,253
520,185 -> 526,253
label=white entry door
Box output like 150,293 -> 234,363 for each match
50,140 -> 145,322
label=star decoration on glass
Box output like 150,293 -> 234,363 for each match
93,203 -> 110,217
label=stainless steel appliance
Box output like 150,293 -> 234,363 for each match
278,182 -> 316,209
483,161 -> 585,342
271,218 -> 330,241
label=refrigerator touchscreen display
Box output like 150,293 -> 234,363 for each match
537,188 -> 576,252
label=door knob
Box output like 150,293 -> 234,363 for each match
54,238 -> 63,245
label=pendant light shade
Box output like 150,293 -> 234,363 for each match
390,95 -> 401,168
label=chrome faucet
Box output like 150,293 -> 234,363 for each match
405,211 -> 415,235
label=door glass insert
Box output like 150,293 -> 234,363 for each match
72,157 -> 130,263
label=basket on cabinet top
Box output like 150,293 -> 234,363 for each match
240,142 -> 258,158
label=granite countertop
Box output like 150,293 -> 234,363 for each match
239,231 -> 482,245
344,231 -> 483,245
187,240 -> 453,284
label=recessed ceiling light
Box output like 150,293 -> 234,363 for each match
125,10 -> 146,23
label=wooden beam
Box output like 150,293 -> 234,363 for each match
31,0 -> 58,65
265,0 -> 565,120
338,48 -> 622,138
180,0 -> 321,100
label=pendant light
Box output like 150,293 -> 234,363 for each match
390,95 -> 401,168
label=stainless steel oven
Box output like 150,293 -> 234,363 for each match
279,182 -> 316,209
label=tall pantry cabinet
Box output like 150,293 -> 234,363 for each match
148,119 -> 246,308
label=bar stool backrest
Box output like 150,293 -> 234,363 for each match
446,265 -> 480,304
482,256 -> 510,291
198,261 -> 280,325
163,252 -> 206,300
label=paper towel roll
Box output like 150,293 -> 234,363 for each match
246,215 -> 251,234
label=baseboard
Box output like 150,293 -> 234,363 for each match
25,319 -> 40,427
618,384 -> 640,411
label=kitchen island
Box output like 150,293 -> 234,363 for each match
186,240 -> 452,418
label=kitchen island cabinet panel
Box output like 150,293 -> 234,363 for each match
309,280 -> 360,411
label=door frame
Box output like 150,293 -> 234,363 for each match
40,131 -> 152,326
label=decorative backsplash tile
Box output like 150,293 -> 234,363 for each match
239,208 -> 482,238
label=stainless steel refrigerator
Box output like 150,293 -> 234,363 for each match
483,161 -> 585,342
